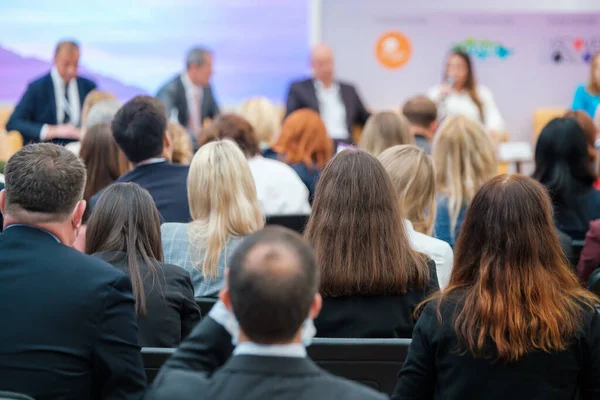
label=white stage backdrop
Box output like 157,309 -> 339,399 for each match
321,1 -> 600,142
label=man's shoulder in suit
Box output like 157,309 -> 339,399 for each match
77,75 -> 97,91
317,369 -> 388,399
26,73 -> 52,90
156,74 -> 182,96
289,77 -> 314,88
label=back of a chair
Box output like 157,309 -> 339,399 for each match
0,391 -> 35,400
0,130 -> 23,162
265,214 -> 309,234
196,297 -> 217,317
142,347 -> 175,383
308,338 -> 410,396
533,107 -> 567,142
589,268 -> 600,295
572,239 -> 585,269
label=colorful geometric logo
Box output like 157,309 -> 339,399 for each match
453,38 -> 513,60
549,37 -> 600,64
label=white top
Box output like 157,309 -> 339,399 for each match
40,67 -> 81,140
428,84 -> 504,132
181,72 -> 203,131
404,219 -> 453,289
234,342 -> 306,358
314,80 -> 348,140
247,156 -> 311,217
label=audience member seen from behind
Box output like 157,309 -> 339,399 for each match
402,96 -> 439,154
533,117 -> 600,240
428,50 -> 504,134
392,175 -> 600,400
166,122 -> 194,164
564,110 -> 600,189
145,227 -> 387,400
379,145 -> 453,289
66,96 -> 120,154
81,90 -> 117,129
572,52 -> 600,119
577,219 -> 600,284
238,97 -> 282,151
433,115 -> 497,247
201,114 -> 311,216
6,40 -> 96,144
86,183 -> 201,347
162,140 -> 264,298
306,150 -> 439,338
264,109 -> 334,201
359,111 -> 414,157
0,144 -> 146,400
89,96 -> 191,223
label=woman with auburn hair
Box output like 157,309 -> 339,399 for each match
238,97 -> 282,149
306,150 -> 438,338
433,115 -> 497,246
86,183 -> 200,347
161,140 -> 264,297
264,108 -> 334,200
359,111 -> 413,157
572,52 -> 600,118
428,50 -> 504,133
533,117 -> 600,240
392,175 -> 600,400
379,145 -> 453,289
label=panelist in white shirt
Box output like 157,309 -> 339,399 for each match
285,44 -> 371,143
428,50 -> 504,134
6,40 -> 97,145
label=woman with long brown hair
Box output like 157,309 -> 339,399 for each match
358,111 -> 413,157
86,183 -> 200,347
572,52 -> 600,119
264,108 -> 334,200
428,50 -> 504,134
306,150 -> 438,338
392,175 -> 600,400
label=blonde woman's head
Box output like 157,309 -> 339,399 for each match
187,139 -> 264,277
433,115 -> 497,233
81,90 -> 116,128
359,111 -> 414,157
238,97 -> 282,147
167,122 -> 193,164
378,145 -> 436,235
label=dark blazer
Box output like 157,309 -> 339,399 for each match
6,73 -> 96,144
285,78 -> 371,139
145,316 -> 386,400
392,298 -> 600,400
315,260 -> 439,338
94,251 -> 201,348
156,75 -> 220,127
263,148 -> 320,202
89,161 -> 191,223
578,219 -> 600,283
0,225 -> 146,400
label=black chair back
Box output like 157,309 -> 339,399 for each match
265,215 -> 309,234
195,297 -> 217,317
572,239 -> 585,268
142,338 -> 410,395
589,268 -> 600,295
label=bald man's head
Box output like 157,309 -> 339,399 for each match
226,227 -> 320,344
311,44 -> 335,85
54,40 -> 80,83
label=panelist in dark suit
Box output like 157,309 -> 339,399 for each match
89,96 -> 191,223
0,144 -> 146,400
145,227 -> 386,400
156,47 -> 220,141
285,44 -> 370,143
6,40 -> 97,145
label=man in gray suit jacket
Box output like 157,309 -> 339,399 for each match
156,47 -> 220,140
145,227 -> 386,400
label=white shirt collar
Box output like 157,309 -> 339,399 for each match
136,157 -> 167,167
404,219 -> 416,233
314,79 -> 339,92
181,72 -> 202,92
50,66 -> 65,86
233,342 -> 307,358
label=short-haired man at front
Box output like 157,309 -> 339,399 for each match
0,144 -> 146,400
6,40 -> 97,145
156,47 -> 220,139
285,44 -> 371,143
89,96 -> 191,223
146,227 -> 386,400
402,96 -> 438,154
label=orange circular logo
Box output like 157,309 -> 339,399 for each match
375,31 -> 412,69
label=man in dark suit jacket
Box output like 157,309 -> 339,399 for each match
89,96 -> 191,223
145,227 -> 386,400
156,47 -> 220,141
0,143 -> 146,400
285,44 -> 370,143
6,40 -> 96,145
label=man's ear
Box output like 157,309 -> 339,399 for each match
218,268 -> 233,312
71,200 -> 86,229
309,293 -> 322,319
0,189 -> 6,217
163,132 -> 173,160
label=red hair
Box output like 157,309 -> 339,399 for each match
273,109 -> 333,169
